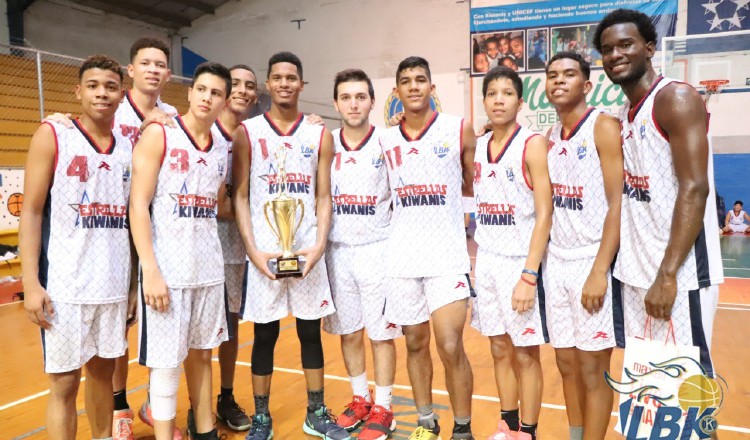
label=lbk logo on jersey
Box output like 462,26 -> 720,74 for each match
640,120 -> 647,139
433,142 -> 450,158
300,144 -> 315,158
218,160 -> 225,177
372,153 -> 385,169
122,165 -> 131,183
506,167 -> 515,182
577,140 -> 588,160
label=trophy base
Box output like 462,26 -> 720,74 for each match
268,257 -> 305,279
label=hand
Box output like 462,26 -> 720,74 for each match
388,112 -> 405,127
24,283 -> 54,329
581,270 -> 608,314
140,108 -> 177,131
248,248 -> 281,280
511,275 -> 536,313
142,267 -> 170,312
296,245 -> 324,278
43,112 -> 73,128
126,282 -> 138,328
644,271 -> 678,320
305,113 -> 325,126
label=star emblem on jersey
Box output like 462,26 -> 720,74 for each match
703,0 -> 748,30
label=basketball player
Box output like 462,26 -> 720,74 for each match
20,55 -> 132,440
544,52 -> 624,440
472,66 -> 551,440
232,52 -> 350,440
722,200 -> 750,234
322,69 -> 401,440
379,56 -> 476,440
212,64 -> 258,432
595,4 -> 724,381
129,62 -> 233,440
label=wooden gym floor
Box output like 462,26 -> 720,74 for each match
1,234 -> 749,439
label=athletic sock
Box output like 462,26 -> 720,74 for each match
521,422 -> 538,440
501,408 -> 520,431
308,389 -> 324,411
374,385 -> 393,410
349,372 -> 370,401
220,387 -> 233,399
113,390 -> 129,411
254,394 -> 270,416
569,426 -> 584,440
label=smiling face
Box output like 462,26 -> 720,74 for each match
545,57 -> 591,108
266,62 -> 303,109
474,53 -> 490,73
483,77 -> 522,127
76,68 -> 122,124
128,47 -> 171,95
334,80 -> 373,129
396,66 -> 434,113
228,68 -> 258,116
599,22 -> 654,86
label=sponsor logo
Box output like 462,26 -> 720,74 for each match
98,161 -> 111,171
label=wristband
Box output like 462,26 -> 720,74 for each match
522,268 -> 539,278
520,276 -> 537,287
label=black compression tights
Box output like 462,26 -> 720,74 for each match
251,318 -> 323,375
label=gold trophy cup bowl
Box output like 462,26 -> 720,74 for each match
263,194 -> 305,278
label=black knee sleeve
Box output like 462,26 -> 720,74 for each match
251,320 -> 280,376
296,318 -> 324,370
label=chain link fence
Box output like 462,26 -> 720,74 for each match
0,43 -> 191,168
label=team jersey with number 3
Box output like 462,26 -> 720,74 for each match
41,120 -> 132,304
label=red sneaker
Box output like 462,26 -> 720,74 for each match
488,420 -> 531,440
138,400 -> 184,440
336,394 -> 373,430
358,405 -> 396,440
113,409 -> 135,440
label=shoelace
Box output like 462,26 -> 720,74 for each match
366,409 -> 390,426
343,398 -> 369,416
116,418 -> 133,436
412,426 -> 434,439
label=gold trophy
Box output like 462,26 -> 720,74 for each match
263,146 -> 305,278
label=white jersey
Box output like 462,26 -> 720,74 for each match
380,112 -> 471,277
151,116 -> 228,287
41,120 -> 132,304
473,126 -> 540,257
214,120 -> 246,264
615,77 -> 723,291
329,126 -> 391,246
242,113 -> 324,253
547,108 -> 608,258
115,90 -> 177,146
728,210 -> 746,226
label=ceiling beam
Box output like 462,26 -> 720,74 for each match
73,0 -> 191,29
176,0 -> 215,15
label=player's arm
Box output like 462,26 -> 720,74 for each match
744,212 -> 750,223
216,177 -> 234,220
19,123 -> 56,329
129,124 -> 169,312
298,129 -> 334,277
461,119 -> 477,197
513,134 -> 552,313
127,236 -> 138,328
725,211 -> 732,228
231,126 -> 278,280
582,114 -> 623,314
649,83 -> 711,319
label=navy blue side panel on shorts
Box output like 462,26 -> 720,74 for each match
239,261 -> 249,316
40,328 -> 47,369
39,194 -> 52,289
138,281 -> 149,366
611,274 -> 626,348
536,265 -> 550,343
694,227 -> 711,289
688,288 -> 714,378
224,283 -> 234,340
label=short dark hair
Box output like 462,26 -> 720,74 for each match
546,51 -> 591,80
267,52 -> 303,79
129,37 -> 170,62
396,56 -> 431,82
594,8 -> 658,53
333,69 -> 375,100
191,62 -> 232,98
735,200 -> 743,207
79,55 -> 123,82
229,64 -> 256,78
482,66 -> 523,99
485,37 -> 499,47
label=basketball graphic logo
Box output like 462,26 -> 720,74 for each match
7,193 -> 23,217
677,374 -> 722,414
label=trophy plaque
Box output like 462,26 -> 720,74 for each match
263,146 -> 305,278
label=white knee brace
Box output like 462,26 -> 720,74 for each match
149,368 -> 181,421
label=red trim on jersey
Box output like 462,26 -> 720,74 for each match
561,108 -> 595,141
488,124 -> 521,164
43,122 -> 59,187
125,90 -> 147,122
241,123 -> 252,163
263,112 -> 304,137
215,119 -> 233,142
398,111 -> 438,142
73,119 -> 115,154
628,76 -> 664,123
340,125 -> 375,151
176,115 -> 213,152
521,134 -> 543,191
650,80 -> 709,142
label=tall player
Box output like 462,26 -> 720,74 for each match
323,69 -> 401,440
472,66 -> 551,440
379,56 -> 476,440
544,52 -> 624,440
129,62 -> 233,440
595,8 -> 723,379
213,64 -> 258,432
232,52 -> 350,440
20,55 -> 132,440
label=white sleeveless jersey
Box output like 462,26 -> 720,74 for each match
473,126 -> 540,257
615,77 -> 723,290
151,116 -> 228,287
547,108 -> 608,258
214,120 -> 246,264
380,112 -> 471,277
41,120 -> 132,303
329,126 -> 391,246
115,90 -> 177,146
242,113 -> 324,253
729,210 -> 746,226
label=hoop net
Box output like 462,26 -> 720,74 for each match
699,79 -> 729,104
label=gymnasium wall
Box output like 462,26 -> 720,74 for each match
0,0 -> 9,46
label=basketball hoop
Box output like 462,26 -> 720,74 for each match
699,79 -> 729,104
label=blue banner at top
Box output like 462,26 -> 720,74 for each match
471,0 -> 678,32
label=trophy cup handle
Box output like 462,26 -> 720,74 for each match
292,199 -> 305,242
263,201 -> 281,243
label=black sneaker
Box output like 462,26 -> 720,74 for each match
302,405 -> 352,440
451,421 -> 474,440
245,414 -> 273,440
186,410 -> 225,440
217,394 -> 252,431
